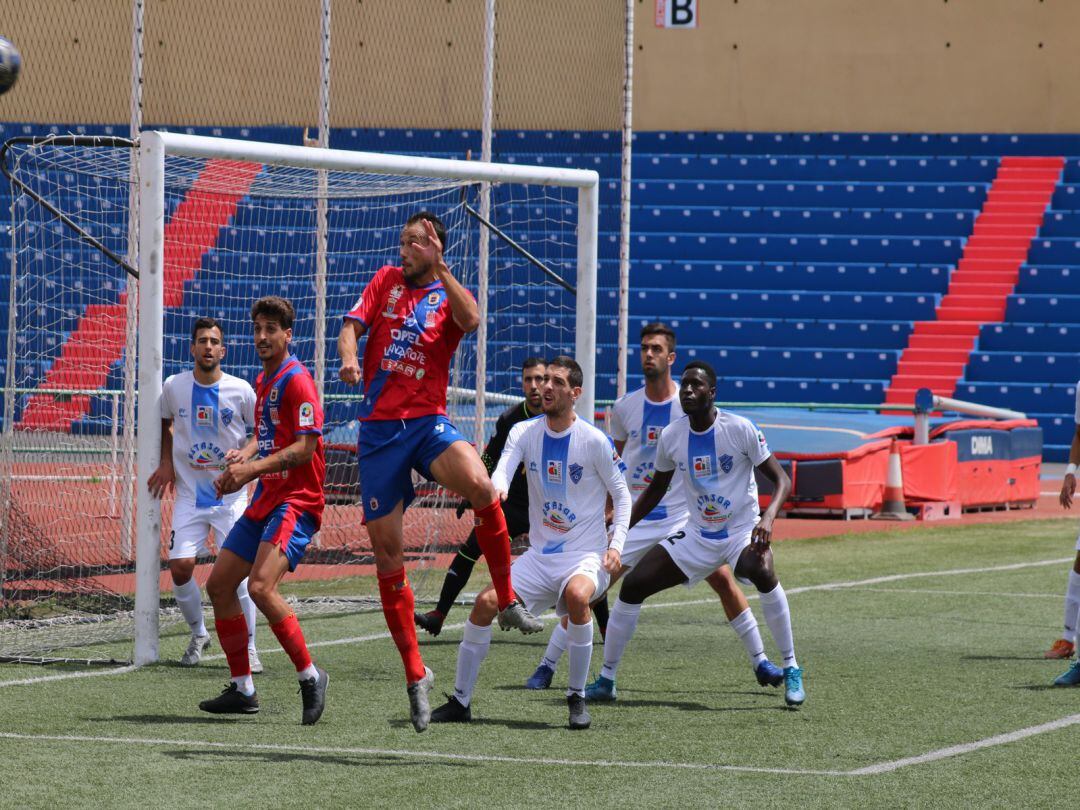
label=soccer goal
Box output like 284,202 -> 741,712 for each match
0,132 -> 599,665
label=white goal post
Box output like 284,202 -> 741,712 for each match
133,131 -> 599,665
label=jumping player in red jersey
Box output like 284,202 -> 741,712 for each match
337,211 -> 543,732
198,296 -> 329,726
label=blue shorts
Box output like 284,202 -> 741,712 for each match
358,414 -> 466,520
221,503 -> 317,572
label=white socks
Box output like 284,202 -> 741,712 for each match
565,620 -> 594,697
729,607 -> 767,666
599,599 -> 642,681
1064,569 -> 1080,641
232,674 -> 255,695
540,622 -> 568,671
236,577 -> 257,650
759,583 -> 797,668
297,663 -> 319,682
453,620 -> 493,707
173,577 -> 206,637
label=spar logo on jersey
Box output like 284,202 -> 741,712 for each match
221,407 -> 234,427
298,402 -> 315,428
195,405 -> 214,427
187,442 -> 226,471
645,425 -> 661,447
692,455 -> 712,478
547,460 -> 563,483
696,494 -> 733,524
542,500 -> 576,533
719,453 -> 734,474
569,463 -> 583,485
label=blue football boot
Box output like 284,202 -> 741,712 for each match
584,674 -> 617,702
525,663 -> 555,690
783,666 -> 805,706
754,659 -> 784,687
1054,660 -> 1080,687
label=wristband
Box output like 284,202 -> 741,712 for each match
1067,463 -> 1077,477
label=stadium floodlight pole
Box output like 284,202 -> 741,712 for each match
133,131 -> 166,666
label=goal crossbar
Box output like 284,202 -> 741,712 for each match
133,130 -> 600,664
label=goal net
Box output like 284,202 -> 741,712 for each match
0,132 -> 598,664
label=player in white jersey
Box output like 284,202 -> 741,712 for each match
147,317 -> 261,670
1049,382 -> 1080,685
429,356 -> 631,730
589,361 -> 806,707
525,323 -> 783,691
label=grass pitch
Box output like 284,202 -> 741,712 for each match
2,519 -> 1079,808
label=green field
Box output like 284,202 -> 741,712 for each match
3,519 -> 1079,808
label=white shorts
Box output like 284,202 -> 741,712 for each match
620,514 -> 688,570
168,497 -> 247,560
659,522 -> 754,588
511,547 -> 610,619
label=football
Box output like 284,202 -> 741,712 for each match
0,36 -> 22,95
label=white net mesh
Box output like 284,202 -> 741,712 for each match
1,135 -> 585,660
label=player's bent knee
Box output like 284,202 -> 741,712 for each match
246,577 -> 276,608
471,587 -> 499,623
169,559 -> 196,585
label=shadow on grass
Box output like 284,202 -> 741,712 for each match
387,716 -> 554,731
164,749 -> 473,768
88,713 -> 246,725
1010,683 -> 1065,692
961,654 -> 1047,662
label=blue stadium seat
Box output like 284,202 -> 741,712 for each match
964,352 -> 1080,384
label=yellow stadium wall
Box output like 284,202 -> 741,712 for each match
3,0 -> 1079,132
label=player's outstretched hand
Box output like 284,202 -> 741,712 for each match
417,218 -> 444,268
147,463 -> 174,499
1061,473 -> 1076,509
215,464 -> 251,498
339,361 -> 362,386
602,547 -> 621,574
750,516 -> 774,549
223,448 -> 247,466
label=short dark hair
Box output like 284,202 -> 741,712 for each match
683,360 -> 717,388
191,316 -> 223,343
546,355 -> 583,389
522,356 -> 546,372
640,322 -> 676,352
250,296 -> 295,330
405,210 -> 448,248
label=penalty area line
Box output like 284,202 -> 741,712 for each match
3,713 -> 1080,777
0,664 -> 138,689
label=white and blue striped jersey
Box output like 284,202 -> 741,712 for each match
161,371 -> 256,509
492,416 -> 631,555
608,388 -> 687,525
654,409 -> 771,539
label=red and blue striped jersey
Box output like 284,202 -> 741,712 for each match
244,355 -> 326,526
343,265 -> 468,421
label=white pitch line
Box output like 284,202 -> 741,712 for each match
0,664 -> 138,689
847,713 -> 1080,776
4,712 -> 1080,778
5,555 -> 1073,686
843,587 -> 1061,599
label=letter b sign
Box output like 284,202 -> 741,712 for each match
656,0 -> 697,29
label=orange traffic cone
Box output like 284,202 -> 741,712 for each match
872,439 -> 913,521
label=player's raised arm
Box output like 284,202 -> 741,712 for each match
421,219 -> 480,333
751,455 -> 790,548
491,421 -> 527,501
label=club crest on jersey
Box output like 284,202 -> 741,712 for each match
569,463 -> 583,484
692,455 -> 712,477
298,402 -> 315,428
195,405 -> 214,427
426,291 -> 441,306
220,407 -> 233,427
719,453 -> 734,474
385,284 -> 405,316
269,386 -> 280,404
645,425 -> 661,446
547,460 -> 563,483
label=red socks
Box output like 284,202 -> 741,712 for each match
269,613 -> 313,673
215,613 -> 250,678
378,567 -> 427,684
473,499 -> 516,610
